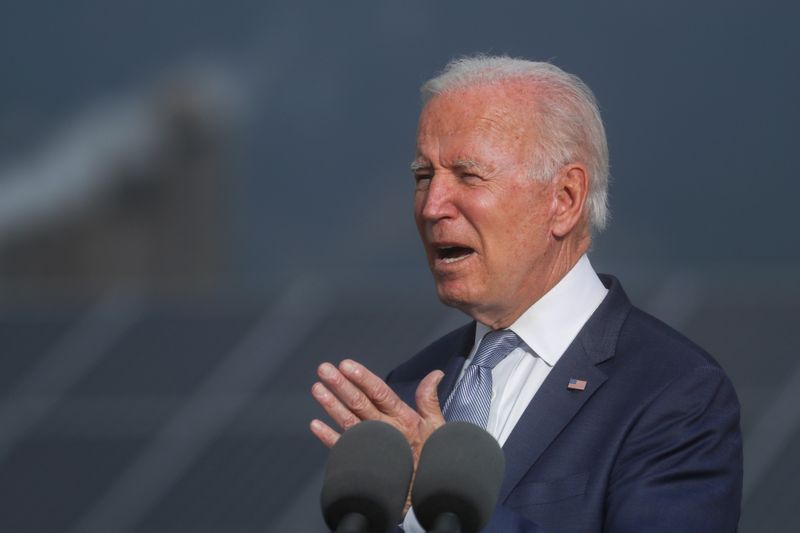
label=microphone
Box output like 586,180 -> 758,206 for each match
412,422 -> 505,533
320,420 -> 414,533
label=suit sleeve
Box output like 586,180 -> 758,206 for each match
604,365 -> 743,532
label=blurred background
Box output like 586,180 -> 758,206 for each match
0,1 -> 797,531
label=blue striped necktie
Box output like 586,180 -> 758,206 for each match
443,329 -> 521,429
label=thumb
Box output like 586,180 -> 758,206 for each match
415,370 -> 445,421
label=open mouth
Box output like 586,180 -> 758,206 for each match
436,245 -> 475,264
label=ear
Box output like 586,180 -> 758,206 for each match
551,164 -> 589,238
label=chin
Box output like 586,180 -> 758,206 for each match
435,282 -> 481,315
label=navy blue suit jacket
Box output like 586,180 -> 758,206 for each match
387,276 -> 742,532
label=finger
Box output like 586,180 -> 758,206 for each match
416,370 -> 446,421
311,381 -> 361,431
317,362 -> 384,420
309,419 -> 340,448
339,359 -> 409,417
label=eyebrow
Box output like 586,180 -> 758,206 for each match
452,159 -> 483,171
410,161 -> 431,172
409,159 -> 486,172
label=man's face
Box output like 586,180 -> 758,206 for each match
413,84 -> 559,327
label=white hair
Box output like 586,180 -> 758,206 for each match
421,55 -> 610,232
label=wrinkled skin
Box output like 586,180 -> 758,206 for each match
309,81 -> 590,514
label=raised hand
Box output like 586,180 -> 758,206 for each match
310,359 -> 445,466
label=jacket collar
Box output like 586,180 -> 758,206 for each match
496,274 -> 632,501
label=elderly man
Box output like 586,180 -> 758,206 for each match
310,56 -> 742,532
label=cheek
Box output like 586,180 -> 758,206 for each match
489,208 -> 552,265
413,202 -> 425,232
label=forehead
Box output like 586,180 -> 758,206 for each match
415,83 -> 535,164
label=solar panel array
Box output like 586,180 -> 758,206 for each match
0,274 -> 796,532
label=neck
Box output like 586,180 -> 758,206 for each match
474,236 -> 590,330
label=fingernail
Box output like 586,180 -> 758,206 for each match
319,363 -> 335,378
340,360 -> 356,374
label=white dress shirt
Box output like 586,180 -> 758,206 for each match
402,254 -> 608,532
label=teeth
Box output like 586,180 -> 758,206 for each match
441,253 -> 471,264
435,244 -> 473,264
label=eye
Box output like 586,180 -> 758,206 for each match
414,172 -> 433,190
460,172 -> 482,184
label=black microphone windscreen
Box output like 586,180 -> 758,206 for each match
412,422 -> 505,533
320,420 -> 413,533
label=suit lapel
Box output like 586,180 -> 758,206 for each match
499,341 -> 607,501
437,323 -> 475,401
498,275 -> 631,502
389,276 -> 633,503
389,322 -> 476,408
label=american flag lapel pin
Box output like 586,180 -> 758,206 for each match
568,378 -> 588,391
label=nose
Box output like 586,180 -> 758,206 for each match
417,175 -> 458,223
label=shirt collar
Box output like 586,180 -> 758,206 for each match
474,254 -> 608,367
